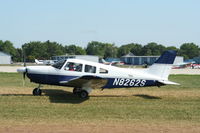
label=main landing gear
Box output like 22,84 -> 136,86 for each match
32,85 -> 91,98
33,84 -> 42,96
73,87 -> 91,98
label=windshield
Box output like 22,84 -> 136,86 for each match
52,59 -> 66,69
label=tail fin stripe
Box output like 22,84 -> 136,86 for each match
154,50 -> 177,64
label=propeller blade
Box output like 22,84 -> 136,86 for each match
22,68 -> 27,86
22,74 -> 25,86
23,55 -> 26,67
23,72 -> 26,80
22,48 -> 26,67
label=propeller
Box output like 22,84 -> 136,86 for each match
23,47 -> 26,67
22,68 -> 27,86
16,47 -> 28,86
22,48 -> 27,86
23,68 -> 27,80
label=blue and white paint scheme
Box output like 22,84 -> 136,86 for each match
17,50 -> 179,98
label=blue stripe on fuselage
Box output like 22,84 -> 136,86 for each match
27,73 -> 78,86
27,73 -> 159,88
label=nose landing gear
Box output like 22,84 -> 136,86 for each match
33,84 -> 42,96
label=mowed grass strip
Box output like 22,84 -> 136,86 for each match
0,72 -> 200,125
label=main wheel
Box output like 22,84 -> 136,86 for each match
33,88 -> 42,96
78,90 -> 88,98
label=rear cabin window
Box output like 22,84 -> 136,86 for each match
64,62 -> 83,72
85,65 -> 96,73
99,68 -> 108,74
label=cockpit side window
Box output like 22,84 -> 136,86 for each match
99,68 -> 108,74
52,59 -> 66,69
64,62 -> 83,72
85,65 -> 96,73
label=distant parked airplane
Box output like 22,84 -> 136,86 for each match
191,64 -> 200,69
100,59 -> 124,66
35,59 -> 55,65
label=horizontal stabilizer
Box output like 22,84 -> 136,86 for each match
158,80 -> 180,85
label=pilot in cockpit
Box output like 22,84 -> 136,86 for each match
65,62 -> 75,71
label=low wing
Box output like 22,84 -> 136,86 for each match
60,75 -> 108,89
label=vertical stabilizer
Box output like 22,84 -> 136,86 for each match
147,50 -> 177,80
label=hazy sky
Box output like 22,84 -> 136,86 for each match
0,0 -> 200,48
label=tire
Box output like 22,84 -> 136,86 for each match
78,90 -> 88,98
33,88 -> 42,96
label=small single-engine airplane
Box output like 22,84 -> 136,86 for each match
17,50 -> 179,98
35,59 -> 55,65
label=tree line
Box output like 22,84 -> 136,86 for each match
0,40 -> 199,62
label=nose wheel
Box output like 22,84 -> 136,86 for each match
33,85 -> 42,96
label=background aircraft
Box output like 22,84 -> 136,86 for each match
35,59 -> 55,65
100,59 -> 124,66
172,62 -> 192,69
18,50 -> 179,98
191,64 -> 200,69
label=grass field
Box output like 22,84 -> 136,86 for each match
0,72 -> 200,132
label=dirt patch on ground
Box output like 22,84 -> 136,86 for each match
1,123 -> 200,133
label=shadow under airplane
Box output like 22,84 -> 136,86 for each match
42,89 -> 89,104
0,89 -> 89,104
0,90 -> 161,104
133,94 -> 161,99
